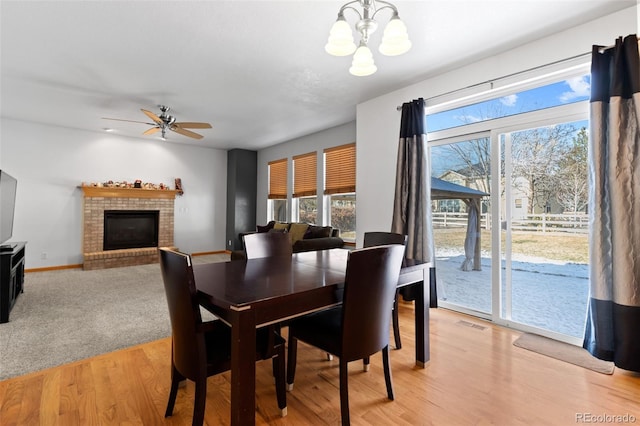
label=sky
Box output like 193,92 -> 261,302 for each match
427,74 -> 591,132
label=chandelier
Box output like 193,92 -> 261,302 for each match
325,0 -> 411,76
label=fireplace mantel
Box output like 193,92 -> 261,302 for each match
80,185 -> 177,199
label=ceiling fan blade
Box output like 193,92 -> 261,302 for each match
141,109 -> 163,125
143,127 -> 161,136
102,117 -> 155,125
174,122 -> 212,129
171,126 -> 204,140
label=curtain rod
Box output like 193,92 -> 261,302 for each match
396,35 -> 639,111
396,51 -> 591,111
598,35 -> 640,53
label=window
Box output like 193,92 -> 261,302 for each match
293,152 -> 317,223
324,143 -> 356,241
427,73 -> 591,133
268,158 -> 287,222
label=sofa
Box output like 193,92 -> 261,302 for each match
231,221 -> 344,260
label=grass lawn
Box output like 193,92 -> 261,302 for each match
433,227 -> 588,264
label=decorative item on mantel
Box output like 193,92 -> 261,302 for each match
175,178 -> 183,196
81,180 -> 173,190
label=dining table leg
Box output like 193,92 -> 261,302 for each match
414,269 -> 430,367
230,307 -> 257,425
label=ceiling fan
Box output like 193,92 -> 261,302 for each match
103,105 -> 212,140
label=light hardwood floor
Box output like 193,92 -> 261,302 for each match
1,304 -> 639,425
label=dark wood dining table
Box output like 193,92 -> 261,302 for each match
193,248 -> 430,426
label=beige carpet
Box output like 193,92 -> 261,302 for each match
513,333 -> 615,375
0,253 -> 227,381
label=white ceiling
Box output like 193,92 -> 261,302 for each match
1,1 -> 634,150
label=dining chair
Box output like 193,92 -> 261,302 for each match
242,231 -> 293,350
286,244 -> 405,425
159,248 -> 287,426
363,231 -> 408,351
243,231 -> 293,259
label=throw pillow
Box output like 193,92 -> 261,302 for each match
304,225 -> 333,239
268,228 -> 288,233
273,222 -> 290,231
288,223 -> 309,245
256,220 -> 275,233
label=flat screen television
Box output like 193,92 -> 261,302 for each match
0,170 -> 18,250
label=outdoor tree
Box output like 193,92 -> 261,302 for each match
432,100 -> 525,212
510,124 -> 575,214
555,127 -> 588,214
443,137 -> 491,196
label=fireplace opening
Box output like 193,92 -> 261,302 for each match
104,210 -> 159,251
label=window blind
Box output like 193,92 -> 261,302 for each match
268,158 -> 288,199
293,152 -> 317,198
324,143 -> 356,195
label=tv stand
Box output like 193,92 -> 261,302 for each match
0,243 -> 18,252
0,242 -> 26,323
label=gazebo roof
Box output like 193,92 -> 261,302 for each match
431,177 -> 489,200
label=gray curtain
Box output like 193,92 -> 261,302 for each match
584,34 -> 640,372
391,98 -> 436,306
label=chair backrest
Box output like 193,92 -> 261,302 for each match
243,232 -> 292,259
159,248 -> 207,380
340,244 -> 405,361
363,231 -> 407,248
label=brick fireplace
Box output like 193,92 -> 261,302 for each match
81,186 -> 177,270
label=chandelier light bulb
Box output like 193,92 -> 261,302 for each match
325,18 -> 357,56
349,43 -> 377,76
379,17 -> 411,56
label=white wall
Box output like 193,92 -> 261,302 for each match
0,118 -> 227,268
356,6 -> 638,247
256,121 -> 356,226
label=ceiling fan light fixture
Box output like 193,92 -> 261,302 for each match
102,105 -> 212,141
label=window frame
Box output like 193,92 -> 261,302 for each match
268,158 -> 288,221
427,64 -> 590,345
324,143 -> 356,241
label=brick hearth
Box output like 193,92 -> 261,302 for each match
81,186 -> 177,270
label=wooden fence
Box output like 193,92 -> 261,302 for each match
432,212 -> 588,234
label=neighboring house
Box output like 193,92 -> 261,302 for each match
436,168 -> 489,214
437,166 -> 568,219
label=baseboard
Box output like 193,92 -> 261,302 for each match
25,250 -> 229,273
26,264 -> 83,273
192,250 -> 230,256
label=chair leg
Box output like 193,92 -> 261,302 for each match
362,356 -> 370,372
286,336 -> 298,391
192,376 -> 207,426
339,360 -> 350,426
392,292 -> 402,349
274,345 -> 288,416
165,364 -> 183,417
382,345 -> 394,401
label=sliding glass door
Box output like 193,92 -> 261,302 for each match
431,134 -> 492,317
496,119 -> 589,341
428,74 -> 591,342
